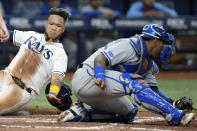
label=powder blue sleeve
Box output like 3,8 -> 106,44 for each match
126,2 -> 143,18
102,39 -> 135,67
154,3 -> 178,17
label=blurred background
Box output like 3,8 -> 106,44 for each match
0,0 -> 197,72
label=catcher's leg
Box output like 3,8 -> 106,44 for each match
120,73 -> 194,125
83,96 -> 138,122
150,85 -> 194,112
59,69 -> 138,122
150,86 -> 174,104
58,96 -> 138,123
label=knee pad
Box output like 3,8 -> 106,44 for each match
119,73 -> 143,95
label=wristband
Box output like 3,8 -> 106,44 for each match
94,66 -> 105,82
49,85 -> 60,96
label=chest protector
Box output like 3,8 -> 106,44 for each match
113,35 -> 158,76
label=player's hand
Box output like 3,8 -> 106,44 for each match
104,10 -> 116,19
138,79 -> 150,88
94,78 -> 106,92
46,94 -> 62,104
130,74 -> 143,79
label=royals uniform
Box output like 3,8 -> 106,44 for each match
63,24 -> 194,125
0,30 -> 67,115
72,35 -> 159,116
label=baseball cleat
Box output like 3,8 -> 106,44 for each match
181,113 -> 195,125
58,102 -> 86,122
58,110 -> 75,122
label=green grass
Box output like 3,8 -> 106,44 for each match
27,79 -> 197,111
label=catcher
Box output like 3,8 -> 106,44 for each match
58,24 -> 195,125
0,8 -> 72,115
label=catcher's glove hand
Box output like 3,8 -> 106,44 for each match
173,96 -> 194,112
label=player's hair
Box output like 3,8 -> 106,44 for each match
49,8 -> 71,21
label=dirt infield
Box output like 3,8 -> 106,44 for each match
0,109 -> 196,131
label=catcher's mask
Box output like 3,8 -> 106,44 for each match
140,24 -> 175,68
45,82 -> 72,111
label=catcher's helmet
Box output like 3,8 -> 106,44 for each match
141,24 -> 176,68
140,24 -> 172,45
45,82 -> 72,111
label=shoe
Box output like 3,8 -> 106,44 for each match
58,102 -> 86,122
181,113 -> 195,125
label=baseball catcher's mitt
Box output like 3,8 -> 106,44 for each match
174,96 -> 194,112
45,82 -> 72,111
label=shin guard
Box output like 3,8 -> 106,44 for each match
130,79 -> 184,125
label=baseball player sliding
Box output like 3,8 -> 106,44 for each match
0,8 -> 70,115
58,24 -> 195,126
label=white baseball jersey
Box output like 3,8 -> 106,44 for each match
7,30 -> 68,94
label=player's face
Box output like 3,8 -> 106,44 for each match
90,0 -> 102,9
45,15 -> 65,40
142,0 -> 155,8
149,39 -> 163,58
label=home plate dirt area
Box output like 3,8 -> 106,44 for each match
0,109 -> 196,131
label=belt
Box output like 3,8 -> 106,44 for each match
11,76 -> 32,94
78,63 -> 84,68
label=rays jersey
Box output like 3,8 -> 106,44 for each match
83,35 -> 159,86
7,30 -> 68,94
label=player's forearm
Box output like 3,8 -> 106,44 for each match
94,53 -> 108,83
51,73 -> 64,87
49,73 -> 65,96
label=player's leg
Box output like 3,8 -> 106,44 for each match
61,69 -> 194,125
120,73 -> 194,125
0,70 -> 36,115
84,96 -> 138,122
150,86 -> 174,103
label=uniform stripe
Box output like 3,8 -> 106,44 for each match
86,69 -> 93,77
102,51 -> 112,66
105,76 -> 122,84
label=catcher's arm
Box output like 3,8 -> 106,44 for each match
94,53 -> 109,91
46,73 -> 65,104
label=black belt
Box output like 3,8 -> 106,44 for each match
78,63 -> 84,68
11,76 -> 32,94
